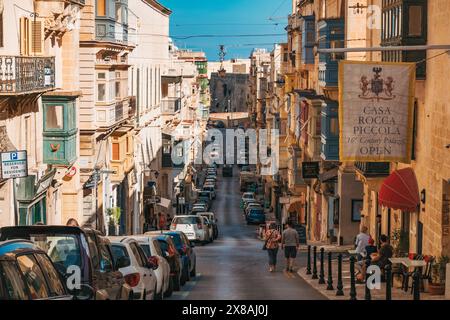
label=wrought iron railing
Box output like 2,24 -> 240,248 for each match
355,162 -> 391,177
0,56 -> 55,94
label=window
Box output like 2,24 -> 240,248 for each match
97,0 -> 106,16
97,83 -> 106,101
35,254 -> 65,296
408,6 -> 422,36
111,245 -> 130,268
99,244 -> 114,272
330,118 -> 339,136
98,73 -> 106,80
112,142 -> 120,161
20,17 -> 44,55
0,261 -> 29,300
17,255 -> 49,299
330,40 -> 345,61
45,105 -> 64,130
115,81 -> 121,98
129,243 -> 145,267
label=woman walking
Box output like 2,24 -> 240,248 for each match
265,223 -> 281,272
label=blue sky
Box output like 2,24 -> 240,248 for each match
159,0 -> 291,61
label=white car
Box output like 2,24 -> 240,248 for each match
170,215 -> 209,244
131,235 -> 172,298
109,237 -> 158,300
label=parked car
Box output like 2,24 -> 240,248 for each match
201,216 -> 214,243
245,202 -> 263,216
170,215 -> 209,244
246,208 -> 266,225
191,203 -> 208,214
163,231 -> 197,283
241,192 -> 255,208
144,232 -> 182,292
0,226 -> 133,300
203,185 -> 216,199
108,237 -> 158,300
131,235 -> 172,298
198,190 -> 213,201
0,240 -> 72,300
198,212 -> 218,239
223,165 -> 233,177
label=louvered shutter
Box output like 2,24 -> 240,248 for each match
30,19 -> 44,55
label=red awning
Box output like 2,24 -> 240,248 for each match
379,168 -> 419,212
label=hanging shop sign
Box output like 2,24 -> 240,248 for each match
339,61 -> 416,163
302,162 -> 320,179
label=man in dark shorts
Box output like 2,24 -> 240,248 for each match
281,222 -> 300,272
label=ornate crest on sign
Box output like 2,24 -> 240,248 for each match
359,67 -> 396,101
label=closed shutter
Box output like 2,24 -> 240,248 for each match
20,17 -> 29,55
30,19 -> 44,55
112,143 -> 120,160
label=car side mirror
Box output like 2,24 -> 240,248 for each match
115,256 -> 130,270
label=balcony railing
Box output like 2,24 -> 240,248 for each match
355,162 -> 391,177
161,97 -> 181,114
0,56 -> 55,95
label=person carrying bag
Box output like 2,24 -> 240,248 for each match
264,223 -> 281,272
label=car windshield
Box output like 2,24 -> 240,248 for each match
174,216 -> 201,224
249,209 -> 264,215
167,234 -> 182,248
243,193 -> 254,199
199,192 -> 210,197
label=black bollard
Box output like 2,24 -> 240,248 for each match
312,246 -> 318,279
413,269 -> 421,301
306,245 -> 312,275
326,252 -> 334,290
349,256 -> 357,300
385,264 -> 392,300
365,259 -> 371,300
336,254 -> 344,296
319,248 -> 325,284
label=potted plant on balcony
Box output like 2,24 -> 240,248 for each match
429,256 -> 449,295
107,207 -> 121,236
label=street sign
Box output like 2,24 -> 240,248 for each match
302,162 -> 320,179
1,151 -> 28,179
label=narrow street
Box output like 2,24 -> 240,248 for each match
170,167 -> 325,300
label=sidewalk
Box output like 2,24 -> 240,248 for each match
297,257 -> 447,300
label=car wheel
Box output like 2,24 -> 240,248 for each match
142,289 -> 147,300
164,276 -> 173,298
152,285 -> 159,300
190,262 -> 197,278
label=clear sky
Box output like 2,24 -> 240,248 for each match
159,0 -> 291,61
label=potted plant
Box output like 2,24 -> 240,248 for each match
107,207 -> 121,236
429,255 -> 449,295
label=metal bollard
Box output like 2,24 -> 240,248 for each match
385,264 -> 392,300
365,259 -> 371,300
413,269 -> 421,300
336,254 -> 344,296
306,245 -> 312,275
319,248 -> 325,284
349,256 -> 357,300
312,246 -> 318,279
326,252 -> 334,290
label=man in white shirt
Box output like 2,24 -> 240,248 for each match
355,226 -> 370,261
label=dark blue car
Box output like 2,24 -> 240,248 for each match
246,208 -> 266,225
163,231 -> 196,285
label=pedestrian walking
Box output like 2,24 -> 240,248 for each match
166,213 -> 172,230
281,222 -> 300,272
264,223 -> 281,272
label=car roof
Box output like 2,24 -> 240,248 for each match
0,225 -> 86,236
173,215 -> 200,218
0,240 -> 44,257
107,236 -> 138,244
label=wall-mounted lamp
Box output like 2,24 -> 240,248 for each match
420,189 -> 426,204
